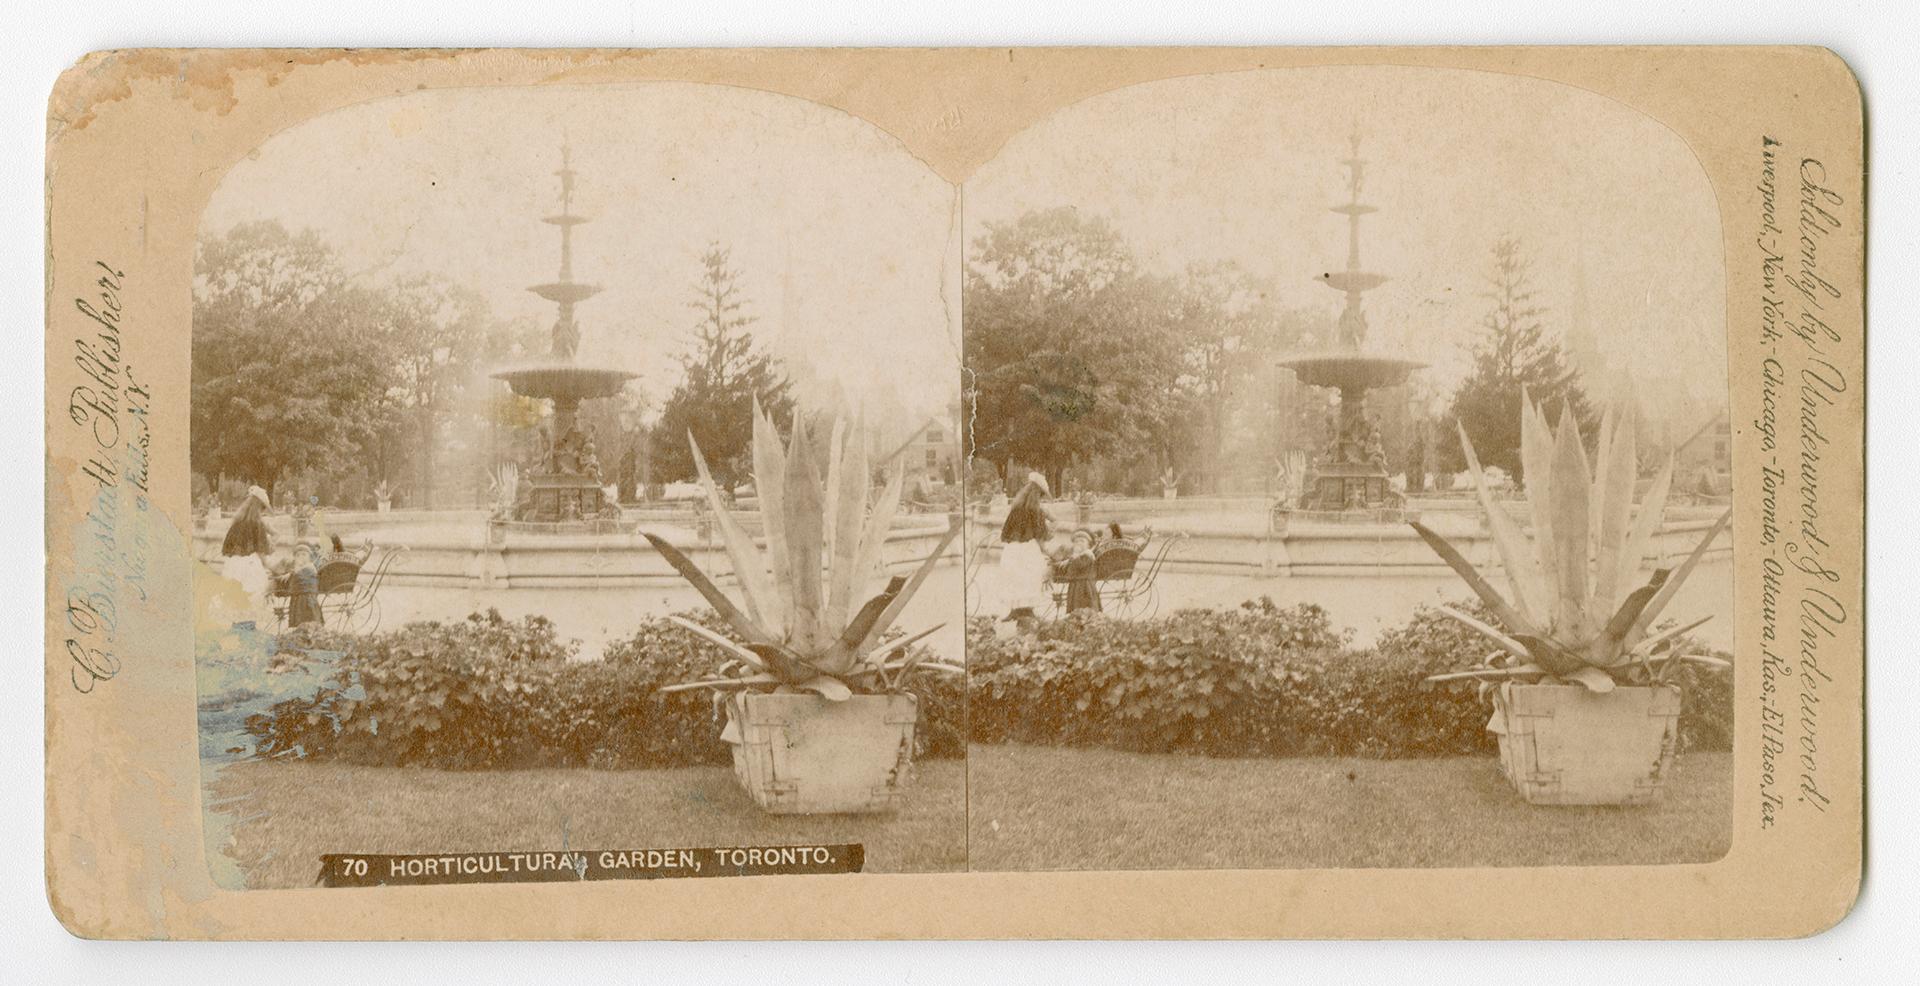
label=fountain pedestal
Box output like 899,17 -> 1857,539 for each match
516,474 -> 614,524
1305,462 -> 1393,511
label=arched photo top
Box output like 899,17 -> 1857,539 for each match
196,81 -> 961,420
967,63 -> 1727,429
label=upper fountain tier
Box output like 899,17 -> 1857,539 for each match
491,145 -> 637,404
1278,130 -> 1426,392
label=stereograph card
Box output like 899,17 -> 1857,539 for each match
43,46 -> 1864,938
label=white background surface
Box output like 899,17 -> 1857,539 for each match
5,1 -> 1913,979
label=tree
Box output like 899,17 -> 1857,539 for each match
962,208 -> 1185,492
191,221 -> 397,494
1168,261 -> 1280,493
650,244 -> 794,488
381,275 -> 492,509
1441,236 -> 1594,483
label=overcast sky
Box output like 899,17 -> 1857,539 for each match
200,82 -> 962,423
967,64 -> 1729,434
200,69 -> 1727,439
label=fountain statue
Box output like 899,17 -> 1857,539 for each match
1278,130 -> 1426,513
491,146 -> 638,525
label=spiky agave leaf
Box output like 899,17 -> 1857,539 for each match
1509,632 -> 1592,678
1628,615 -> 1714,659
1427,663 -> 1550,683
1547,405 -> 1594,639
1457,420 -> 1549,627
1588,408 -> 1616,562
687,431 -> 778,634
1407,521 -> 1535,638
666,615 -> 767,673
850,516 -> 963,660
1623,509 -> 1732,648
783,416 -> 826,651
1564,665 -> 1617,693
1590,406 -> 1639,618
750,400 -> 795,631
1519,391 -> 1561,628
838,435 -> 913,663
824,413 -> 870,636
1434,604 -> 1534,662
1591,570 -> 1668,666
874,622 -> 946,661
745,642 -> 825,684
659,673 -> 782,694
869,623 -> 948,690
820,413 -> 846,601
642,532 -> 773,645
834,576 -> 907,667
795,675 -> 853,702
1647,650 -> 1732,685
1614,454 -> 1674,605
847,464 -> 906,624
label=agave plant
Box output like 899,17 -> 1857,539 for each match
1411,397 -> 1732,693
652,403 -> 964,701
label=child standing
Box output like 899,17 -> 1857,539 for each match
285,542 -> 325,628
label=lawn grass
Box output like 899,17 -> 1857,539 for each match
209,747 -> 1731,885
967,745 -> 1732,871
208,758 -> 966,888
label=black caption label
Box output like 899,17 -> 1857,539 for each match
316,844 -> 864,887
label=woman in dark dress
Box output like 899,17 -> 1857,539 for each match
219,486 -> 275,623
995,471 -> 1053,623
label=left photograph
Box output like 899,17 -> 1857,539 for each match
190,83 -> 966,887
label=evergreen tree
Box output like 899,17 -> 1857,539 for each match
1440,236 -> 1594,484
650,244 -> 793,488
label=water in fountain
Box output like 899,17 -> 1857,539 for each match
1277,129 -> 1426,515
491,144 -> 639,528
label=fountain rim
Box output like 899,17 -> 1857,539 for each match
490,359 -> 640,398
1275,350 -> 1429,369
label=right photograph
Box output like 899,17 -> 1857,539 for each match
961,65 -> 1736,871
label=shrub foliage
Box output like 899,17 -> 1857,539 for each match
243,600 -> 1729,769
967,599 -> 1733,759
245,609 -> 962,770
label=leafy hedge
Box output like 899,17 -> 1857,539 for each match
245,609 -> 962,770
967,599 -> 1733,759
242,600 -> 1730,769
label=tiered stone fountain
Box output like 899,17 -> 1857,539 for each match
492,146 -> 638,526
1279,132 -> 1426,514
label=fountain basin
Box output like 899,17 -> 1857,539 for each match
1277,351 -> 1427,391
491,360 -> 636,400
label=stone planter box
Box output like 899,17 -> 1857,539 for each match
723,692 -> 919,815
1490,682 -> 1683,805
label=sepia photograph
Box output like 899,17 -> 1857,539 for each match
188,82 -> 967,886
960,65 -> 1737,871
40,41 -> 1868,944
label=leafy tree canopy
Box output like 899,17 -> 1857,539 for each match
962,207 -> 1186,489
191,221 -> 399,491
